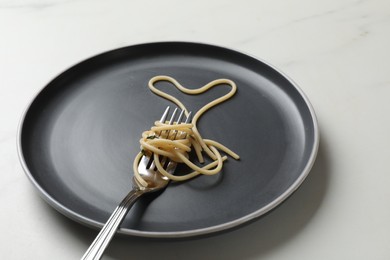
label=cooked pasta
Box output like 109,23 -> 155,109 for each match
133,75 -> 239,187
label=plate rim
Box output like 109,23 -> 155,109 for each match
16,41 -> 319,238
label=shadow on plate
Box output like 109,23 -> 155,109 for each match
40,134 -> 329,260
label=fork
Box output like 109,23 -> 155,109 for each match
81,106 -> 191,260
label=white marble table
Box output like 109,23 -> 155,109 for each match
1,0 -> 389,259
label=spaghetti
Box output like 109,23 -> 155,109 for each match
133,76 -> 239,187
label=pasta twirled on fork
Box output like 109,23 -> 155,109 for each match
133,76 -> 239,187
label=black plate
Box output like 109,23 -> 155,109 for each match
18,42 -> 319,238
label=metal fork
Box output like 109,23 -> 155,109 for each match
81,107 -> 191,260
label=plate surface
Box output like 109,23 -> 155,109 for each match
18,42 -> 318,238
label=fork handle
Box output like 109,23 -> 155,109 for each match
81,189 -> 144,260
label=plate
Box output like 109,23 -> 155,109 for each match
17,42 -> 319,238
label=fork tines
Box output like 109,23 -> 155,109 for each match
146,106 -> 192,170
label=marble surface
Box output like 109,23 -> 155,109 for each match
1,0 -> 389,259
